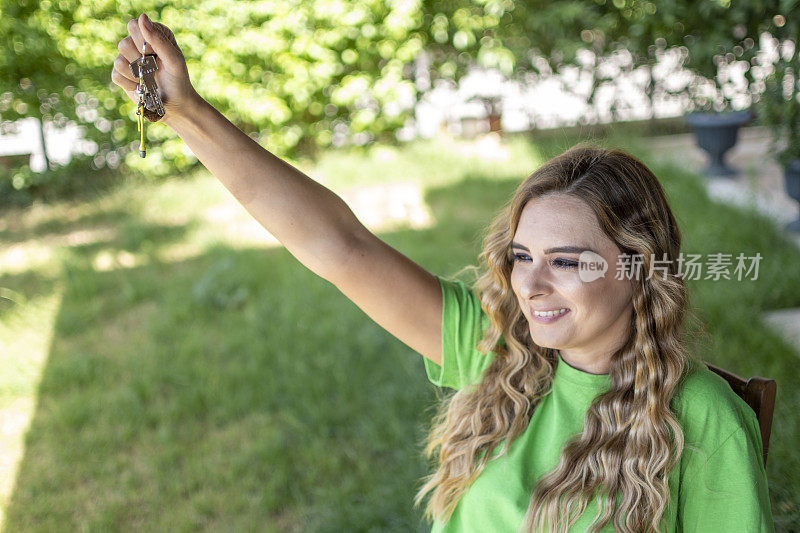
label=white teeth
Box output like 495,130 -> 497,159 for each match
534,308 -> 568,317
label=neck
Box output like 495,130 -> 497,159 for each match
559,350 -> 610,375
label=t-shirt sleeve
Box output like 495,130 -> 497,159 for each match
422,275 -> 497,390
678,417 -> 775,532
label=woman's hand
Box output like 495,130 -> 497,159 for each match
111,13 -> 199,122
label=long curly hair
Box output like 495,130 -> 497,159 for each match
413,143 -> 696,532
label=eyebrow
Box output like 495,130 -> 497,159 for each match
510,242 -> 599,255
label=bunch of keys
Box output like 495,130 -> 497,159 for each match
129,41 -> 165,158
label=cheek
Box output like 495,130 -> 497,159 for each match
509,269 -> 526,311
559,274 -> 624,313
586,279 -> 632,316
554,273 -> 592,305
509,265 -> 523,295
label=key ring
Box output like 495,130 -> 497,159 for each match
134,42 -> 147,157
129,40 -> 165,157
129,42 -> 165,122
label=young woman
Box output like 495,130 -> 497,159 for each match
112,14 -> 774,532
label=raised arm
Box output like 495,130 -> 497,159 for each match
111,14 -> 443,364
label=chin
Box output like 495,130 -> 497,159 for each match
529,334 -> 564,350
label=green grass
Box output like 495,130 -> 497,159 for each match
1,131 -> 799,531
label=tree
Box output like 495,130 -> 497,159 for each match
1,0 -> 427,192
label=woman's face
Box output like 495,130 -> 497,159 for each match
509,193 -> 634,373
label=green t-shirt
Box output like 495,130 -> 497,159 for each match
422,276 -> 774,533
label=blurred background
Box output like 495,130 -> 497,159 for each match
1,0 -> 799,531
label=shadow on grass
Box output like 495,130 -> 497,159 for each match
0,215 -> 195,328
0,207 -> 130,246
4,164 -> 800,530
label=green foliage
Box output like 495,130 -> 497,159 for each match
756,10 -> 800,165
0,0 -> 126,166
421,0 -> 618,82
160,0 -> 425,155
0,0 -> 427,187
641,0 -> 778,112
420,0 -> 785,113
0,0 -> 793,200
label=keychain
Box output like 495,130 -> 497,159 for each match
129,41 -> 166,157
135,84 -> 146,157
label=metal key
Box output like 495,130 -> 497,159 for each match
129,53 -> 165,118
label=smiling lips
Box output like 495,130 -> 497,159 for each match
530,307 -> 570,323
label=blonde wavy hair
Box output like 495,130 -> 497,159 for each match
413,143 -> 698,532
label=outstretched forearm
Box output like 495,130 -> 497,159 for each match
164,94 -> 365,279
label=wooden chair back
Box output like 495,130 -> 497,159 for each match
704,361 -> 777,468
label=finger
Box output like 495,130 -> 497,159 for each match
117,35 -> 140,63
126,18 -> 145,55
111,67 -> 139,102
113,54 -> 138,84
138,13 -> 184,70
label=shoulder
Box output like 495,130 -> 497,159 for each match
673,358 -> 745,413
671,358 -> 761,454
670,360 -> 773,529
425,275 -> 496,390
438,275 -> 480,304
437,275 -> 492,333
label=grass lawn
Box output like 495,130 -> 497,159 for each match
1,131 -> 799,531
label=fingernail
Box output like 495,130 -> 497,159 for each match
142,13 -> 153,31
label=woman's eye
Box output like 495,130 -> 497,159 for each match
510,254 -> 578,269
551,258 -> 579,269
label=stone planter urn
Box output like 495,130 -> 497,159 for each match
685,110 -> 752,177
784,158 -> 800,232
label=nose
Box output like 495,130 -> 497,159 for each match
515,259 -> 553,300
